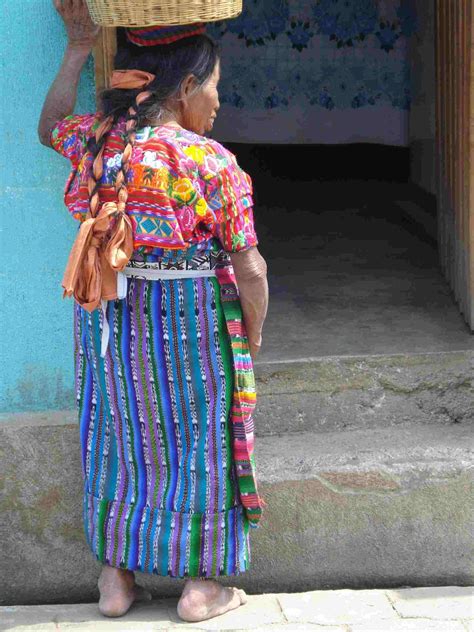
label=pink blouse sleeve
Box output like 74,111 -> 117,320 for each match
50,113 -> 99,167
202,144 -> 259,252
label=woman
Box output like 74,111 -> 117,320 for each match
38,0 -> 268,623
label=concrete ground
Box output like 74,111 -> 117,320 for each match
254,180 -> 474,363
1,586 -> 473,631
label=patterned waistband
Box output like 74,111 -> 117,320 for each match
122,265 -> 218,281
128,248 -> 231,273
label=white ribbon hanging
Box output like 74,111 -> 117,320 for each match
99,267 -> 217,358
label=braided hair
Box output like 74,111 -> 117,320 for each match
86,32 -> 220,220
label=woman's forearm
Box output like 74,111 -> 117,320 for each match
230,247 -> 269,359
38,44 -> 91,146
38,0 -> 100,145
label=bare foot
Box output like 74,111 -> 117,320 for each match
177,578 -> 248,623
98,566 -> 151,618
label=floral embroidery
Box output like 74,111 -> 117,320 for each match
195,198 -> 208,217
134,164 -> 170,190
50,114 -> 259,253
142,151 -> 168,169
232,231 -> 246,250
183,145 -> 206,164
171,177 -> 198,205
203,154 -> 221,177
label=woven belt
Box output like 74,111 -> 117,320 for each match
99,262 -> 219,358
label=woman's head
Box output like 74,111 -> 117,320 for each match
87,31 -> 221,223
101,32 -> 221,135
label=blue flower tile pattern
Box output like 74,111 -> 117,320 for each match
207,0 -> 418,132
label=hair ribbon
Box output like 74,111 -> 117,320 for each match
110,69 -> 156,90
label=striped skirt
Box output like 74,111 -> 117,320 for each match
74,243 -> 264,578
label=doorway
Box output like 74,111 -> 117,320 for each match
92,1 -> 474,361
222,2 -> 474,362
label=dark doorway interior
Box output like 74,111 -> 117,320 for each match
226,144 -> 473,362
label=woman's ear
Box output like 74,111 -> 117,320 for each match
181,73 -> 199,99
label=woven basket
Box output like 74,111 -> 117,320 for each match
85,0 -> 243,27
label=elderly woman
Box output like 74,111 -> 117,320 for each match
38,0 -> 268,623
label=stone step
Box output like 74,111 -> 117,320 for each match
395,199 -> 437,243
253,350 -> 474,436
1,417 -> 472,605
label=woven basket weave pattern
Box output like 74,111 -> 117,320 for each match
85,0 -> 242,26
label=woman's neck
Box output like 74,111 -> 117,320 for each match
146,108 -> 183,128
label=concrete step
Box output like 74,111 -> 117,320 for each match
2,351 -> 471,438
395,199 -> 437,243
254,350 -> 474,435
1,417 -> 472,605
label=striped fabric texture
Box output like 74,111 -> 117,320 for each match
215,264 -> 265,526
126,23 -> 207,46
74,248 -> 262,577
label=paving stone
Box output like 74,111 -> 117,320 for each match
59,601 -> 173,626
0,626 -> 58,632
170,629 -> 211,632
0,602 -> 177,631
252,625 -> 348,631
277,589 -> 397,624
386,587 -> 474,620
0,604 -> 68,626
2,589 -> 472,632
59,623 -> 166,631
350,619 -> 466,632
165,594 -> 285,630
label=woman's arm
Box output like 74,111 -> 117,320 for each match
230,246 -> 269,361
38,0 -> 100,147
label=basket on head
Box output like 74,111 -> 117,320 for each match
85,0 -> 243,27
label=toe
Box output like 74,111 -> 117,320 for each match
233,587 -> 248,605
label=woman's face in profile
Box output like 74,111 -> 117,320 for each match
182,59 -> 221,135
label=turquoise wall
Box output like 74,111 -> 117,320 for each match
0,2 -> 96,413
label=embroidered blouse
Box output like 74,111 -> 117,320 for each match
50,113 -> 259,254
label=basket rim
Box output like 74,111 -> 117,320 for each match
85,0 -> 243,27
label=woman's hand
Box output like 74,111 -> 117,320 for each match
249,334 -> 262,361
53,0 -> 100,51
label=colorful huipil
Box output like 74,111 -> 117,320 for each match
51,114 -> 265,577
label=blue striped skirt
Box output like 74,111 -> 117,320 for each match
74,243 -> 252,577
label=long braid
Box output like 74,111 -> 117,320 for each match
62,92 -> 152,309
113,90 -> 152,216
85,90 -> 151,220
87,115 -> 114,218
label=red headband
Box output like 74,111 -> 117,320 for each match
126,23 -> 206,46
